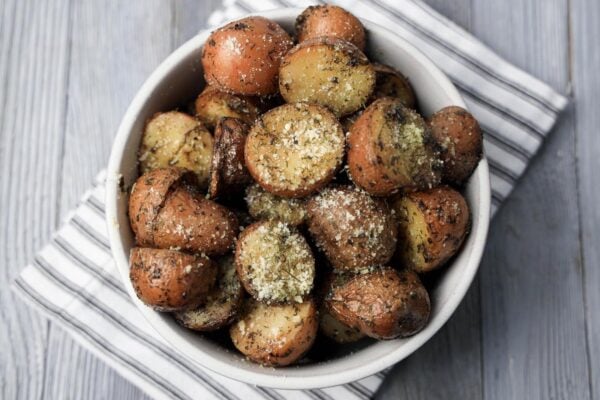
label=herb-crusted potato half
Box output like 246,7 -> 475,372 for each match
235,220 -> 315,303
138,111 -> 214,188
319,309 -> 365,344
128,167 -> 239,255
306,186 -> 398,273
348,97 -> 441,195
325,268 -> 430,339
372,63 -> 417,109
129,248 -> 217,312
295,5 -> 366,51
230,298 -> 318,367
245,183 -> 307,226
279,37 -> 376,117
174,255 -> 244,331
245,103 -> 345,198
194,86 -> 261,130
392,186 -> 470,273
208,117 -> 252,199
202,17 -> 293,96
429,106 -> 483,185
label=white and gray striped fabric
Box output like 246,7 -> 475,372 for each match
12,0 -> 567,399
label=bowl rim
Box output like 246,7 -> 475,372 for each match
106,8 -> 491,389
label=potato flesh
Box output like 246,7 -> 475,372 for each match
139,112 -> 213,187
320,310 -> 365,343
230,299 -> 318,366
397,198 -> 429,270
245,184 -> 307,226
245,103 -> 344,197
279,42 -> 375,117
236,221 -> 315,303
195,88 -> 260,129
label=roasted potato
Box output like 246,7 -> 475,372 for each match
235,220 -> 315,303
208,117 -> 252,199
347,97 -> 441,196
392,186 -> 470,273
129,248 -> 217,312
245,103 -> 345,198
202,17 -> 293,96
129,167 -> 239,255
295,5 -> 366,51
325,267 -> 430,339
319,309 -> 365,343
279,37 -> 376,117
230,298 -> 318,366
174,254 -> 244,331
245,183 -> 307,226
306,186 -> 398,273
428,106 -> 483,185
194,86 -> 261,130
138,111 -> 214,188
372,63 -> 416,109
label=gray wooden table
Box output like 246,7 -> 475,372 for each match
1,0 -> 598,399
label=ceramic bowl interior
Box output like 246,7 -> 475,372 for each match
106,8 -> 491,390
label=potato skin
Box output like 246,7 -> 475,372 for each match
208,117 -> 252,199
230,298 -> 318,367
129,248 -> 217,312
279,37 -> 376,117
194,86 -> 261,130
392,186 -> 470,273
325,268 -> 430,339
174,254 -> 244,331
306,186 -> 398,273
152,183 -> 239,255
372,63 -> 416,109
138,111 -> 214,188
429,106 -> 483,185
128,167 -> 189,247
245,103 -> 345,198
347,97 -> 441,196
202,17 -> 293,96
295,5 -> 366,51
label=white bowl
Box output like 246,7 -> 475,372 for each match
106,8 -> 491,390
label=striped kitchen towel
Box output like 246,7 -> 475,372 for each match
12,0 -> 568,399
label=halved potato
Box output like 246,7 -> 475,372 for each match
138,111 -> 214,188
428,106 -> 483,185
392,186 -> 470,273
208,117 -> 252,199
202,16 -> 293,95
174,254 -> 244,331
194,86 -> 261,130
306,186 -> 398,273
372,63 -> 416,109
230,298 -> 318,366
129,248 -> 217,312
279,37 -> 375,117
325,267 -> 430,339
347,97 -> 441,195
235,220 -> 315,303
319,309 -> 365,343
245,103 -> 345,198
296,5 -> 366,51
245,183 -> 307,226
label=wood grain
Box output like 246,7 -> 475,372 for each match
570,0 -> 600,398
472,1 -> 591,399
0,1 -> 71,399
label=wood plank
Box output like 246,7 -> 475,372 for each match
471,1 -> 591,399
0,0 -> 71,399
570,0 -> 600,397
42,1 -> 220,399
376,2 -> 483,399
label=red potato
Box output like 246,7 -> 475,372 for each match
194,86 -> 261,130
295,5 -> 366,51
202,17 -> 293,96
